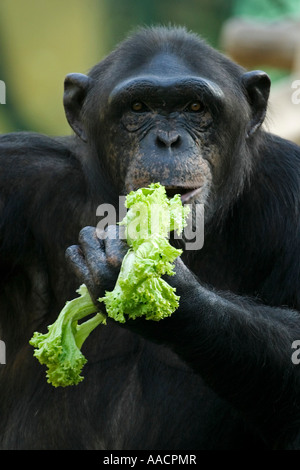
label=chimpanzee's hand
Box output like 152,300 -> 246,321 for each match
165,256 -> 200,299
65,224 -> 200,345
65,225 -> 128,305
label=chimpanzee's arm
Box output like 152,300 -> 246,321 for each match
66,225 -> 300,448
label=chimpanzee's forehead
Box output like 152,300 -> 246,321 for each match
125,49 -> 229,85
106,48 -> 232,112
135,52 -> 195,77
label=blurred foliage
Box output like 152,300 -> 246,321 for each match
231,0 -> 300,82
0,0 -> 233,136
102,0 -> 233,49
233,0 -> 300,19
0,0 -> 107,135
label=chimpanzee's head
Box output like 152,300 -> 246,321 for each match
63,26 -> 270,222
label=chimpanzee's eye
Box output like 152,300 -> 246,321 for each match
188,101 -> 202,112
131,102 -> 148,112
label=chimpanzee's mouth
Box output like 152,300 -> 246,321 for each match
165,187 -> 202,203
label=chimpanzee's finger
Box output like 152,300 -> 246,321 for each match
78,226 -> 105,251
78,225 -> 123,294
65,244 -> 91,283
78,226 -> 106,274
65,244 -> 106,304
103,225 -> 128,268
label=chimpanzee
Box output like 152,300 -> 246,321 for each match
1,25 -> 300,450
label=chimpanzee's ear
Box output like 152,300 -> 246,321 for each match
63,73 -> 94,142
241,70 -> 271,138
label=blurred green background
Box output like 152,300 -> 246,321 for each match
0,0 -> 298,136
0,0 -> 234,135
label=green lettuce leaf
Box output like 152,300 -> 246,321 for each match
29,183 -> 189,387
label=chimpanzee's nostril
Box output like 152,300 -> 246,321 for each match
156,130 -> 181,149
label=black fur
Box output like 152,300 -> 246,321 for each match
1,26 -> 300,450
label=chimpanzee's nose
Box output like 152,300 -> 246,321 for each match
156,130 -> 181,149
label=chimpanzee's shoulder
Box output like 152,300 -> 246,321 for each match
0,131 -> 79,170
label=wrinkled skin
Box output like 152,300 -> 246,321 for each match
2,26 -> 300,450
66,224 -> 195,318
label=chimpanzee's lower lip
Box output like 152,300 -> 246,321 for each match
165,187 -> 202,202
180,188 -> 202,203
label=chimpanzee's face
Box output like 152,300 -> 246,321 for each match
102,51 -> 228,208
64,30 -> 270,222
